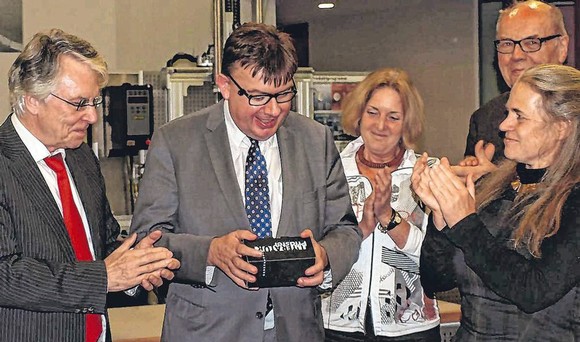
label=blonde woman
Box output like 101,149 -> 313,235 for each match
322,68 -> 440,341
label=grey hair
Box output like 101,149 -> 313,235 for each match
8,28 -> 108,115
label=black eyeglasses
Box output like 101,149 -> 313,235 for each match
50,93 -> 103,111
494,34 -> 562,54
228,75 -> 297,106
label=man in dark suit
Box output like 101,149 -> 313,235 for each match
130,23 -> 362,342
0,29 -> 180,342
463,0 -> 569,164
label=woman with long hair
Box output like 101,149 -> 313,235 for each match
412,63 -> 579,341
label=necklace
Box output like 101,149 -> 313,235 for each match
356,144 -> 405,169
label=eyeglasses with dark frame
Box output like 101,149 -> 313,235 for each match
494,34 -> 562,54
50,93 -> 103,111
227,75 -> 297,106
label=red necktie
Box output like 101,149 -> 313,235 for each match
44,154 -> 102,342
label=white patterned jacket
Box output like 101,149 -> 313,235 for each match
322,137 -> 440,337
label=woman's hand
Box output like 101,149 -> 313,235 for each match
428,159 -> 476,227
411,153 -> 446,229
373,166 -> 394,225
359,191 -> 378,240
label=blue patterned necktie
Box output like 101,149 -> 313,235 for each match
245,138 -> 272,238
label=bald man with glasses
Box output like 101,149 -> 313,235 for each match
463,0 -> 569,164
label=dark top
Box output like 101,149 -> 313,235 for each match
464,92 -> 509,162
420,166 -> 580,341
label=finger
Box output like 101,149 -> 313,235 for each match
429,166 -> 455,199
238,244 -> 265,259
234,229 -> 259,242
159,268 -> 175,281
231,255 -> 259,275
221,267 -> 249,289
466,173 -> 476,199
440,157 -> 451,168
146,274 -> 164,288
300,228 -> 313,239
135,258 -> 180,276
135,230 -> 163,249
116,233 -> 137,253
226,260 -> 257,285
167,258 -> 181,270
140,279 -> 154,292
438,163 -> 469,191
483,143 -> 495,162
297,272 -> 323,287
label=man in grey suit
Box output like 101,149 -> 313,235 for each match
130,23 -> 362,342
0,29 -> 180,342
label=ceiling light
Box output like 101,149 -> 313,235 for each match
318,2 -> 335,9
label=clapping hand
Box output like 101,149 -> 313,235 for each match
429,160 -> 477,228
452,140 -> 497,182
105,231 -> 181,292
411,153 -> 446,229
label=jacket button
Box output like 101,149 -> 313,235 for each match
255,312 -> 263,319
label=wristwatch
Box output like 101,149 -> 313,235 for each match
377,210 -> 403,233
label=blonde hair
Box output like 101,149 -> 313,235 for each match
8,28 -> 108,115
341,68 -> 424,150
476,64 -> 579,257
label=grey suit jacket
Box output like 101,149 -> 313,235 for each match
130,101 -> 361,342
0,116 -> 118,341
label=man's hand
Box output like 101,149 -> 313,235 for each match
133,230 -> 181,291
297,229 -> 328,288
452,140 -> 497,182
206,230 -> 263,289
105,233 -> 180,292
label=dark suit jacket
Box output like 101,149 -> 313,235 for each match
130,101 -> 361,342
464,92 -> 509,162
0,116 -> 119,341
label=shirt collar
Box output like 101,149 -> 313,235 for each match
11,114 -> 66,162
223,100 -> 278,150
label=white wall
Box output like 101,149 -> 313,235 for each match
0,0 -> 276,119
2,0 -> 475,162
282,0 -> 479,162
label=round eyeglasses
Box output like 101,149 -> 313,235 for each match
228,75 -> 297,106
50,93 -> 103,111
494,34 -> 562,54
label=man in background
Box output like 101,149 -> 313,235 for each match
0,28 -> 180,342
464,0 -> 569,163
130,22 -> 361,342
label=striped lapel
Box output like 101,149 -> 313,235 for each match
0,116 -> 76,259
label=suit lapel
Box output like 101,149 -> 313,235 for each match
204,104 -> 248,228
0,117 -> 76,258
276,123 -> 300,237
